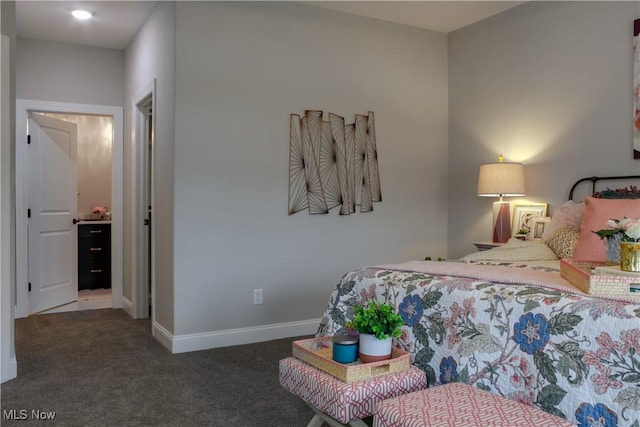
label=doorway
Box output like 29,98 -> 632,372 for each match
132,79 -> 155,321
15,100 -> 124,318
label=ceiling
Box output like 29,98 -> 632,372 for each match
15,1 -> 526,50
16,1 -> 159,50
303,1 -> 526,33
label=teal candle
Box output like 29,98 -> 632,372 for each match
332,335 -> 358,363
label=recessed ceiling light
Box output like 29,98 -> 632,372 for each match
71,10 -> 92,20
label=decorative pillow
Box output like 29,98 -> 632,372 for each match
572,197 -> 640,261
541,201 -> 585,241
544,226 -> 579,259
461,238 -> 558,262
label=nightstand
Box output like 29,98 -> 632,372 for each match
474,241 -> 505,251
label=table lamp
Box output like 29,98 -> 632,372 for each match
477,155 -> 525,243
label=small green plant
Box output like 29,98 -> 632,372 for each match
347,301 -> 403,340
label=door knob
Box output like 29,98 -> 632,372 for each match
73,218 -> 80,224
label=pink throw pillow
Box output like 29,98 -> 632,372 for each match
541,200 -> 585,241
572,197 -> 640,261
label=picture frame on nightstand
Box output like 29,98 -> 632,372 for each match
512,203 -> 548,238
530,217 -> 551,240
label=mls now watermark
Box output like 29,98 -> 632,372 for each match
3,409 -> 56,421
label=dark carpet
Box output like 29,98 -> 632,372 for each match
0,309 -> 319,426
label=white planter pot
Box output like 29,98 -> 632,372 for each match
358,333 -> 392,363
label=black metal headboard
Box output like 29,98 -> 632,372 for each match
568,175 -> 640,200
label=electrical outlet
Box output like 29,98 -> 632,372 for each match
253,289 -> 263,305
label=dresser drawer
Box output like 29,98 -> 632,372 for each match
78,224 -> 111,240
78,241 -> 111,261
78,272 -> 111,290
78,260 -> 111,290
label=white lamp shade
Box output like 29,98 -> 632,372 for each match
477,162 -> 525,197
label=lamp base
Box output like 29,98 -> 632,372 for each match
492,201 -> 511,244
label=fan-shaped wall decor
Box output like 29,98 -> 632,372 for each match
344,123 -> 356,214
354,114 -> 372,213
288,110 -> 382,216
301,115 -> 328,214
329,113 -> 351,216
319,120 -> 342,211
288,114 -> 308,215
366,112 -> 382,203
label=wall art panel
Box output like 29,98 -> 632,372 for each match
319,121 -> 342,211
329,113 -> 351,215
366,111 -> 382,202
355,114 -> 372,213
288,114 -> 308,215
344,123 -> 356,214
301,116 -> 329,214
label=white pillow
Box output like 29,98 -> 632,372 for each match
541,200 -> 585,241
461,238 -> 559,262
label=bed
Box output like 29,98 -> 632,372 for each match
317,175 -> 640,426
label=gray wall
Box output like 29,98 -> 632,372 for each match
16,38 -> 124,106
1,0 -> 16,383
448,1 -> 640,259
124,2 -> 175,330
173,2 -> 449,335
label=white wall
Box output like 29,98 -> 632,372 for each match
448,1 -> 640,259
173,2 -> 448,340
124,2 -> 175,329
16,38 -> 124,106
43,113 -> 113,217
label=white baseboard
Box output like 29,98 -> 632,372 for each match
1,356 -> 17,384
161,318 -> 320,354
152,321 -> 174,352
122,296 -> 134,318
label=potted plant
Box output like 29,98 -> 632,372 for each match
515,229 -> 528,240
595,217 -> 640,270
347,301 -> 404,363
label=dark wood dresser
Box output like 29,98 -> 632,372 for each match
78,222 -> 111,290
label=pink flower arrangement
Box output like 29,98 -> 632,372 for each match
594,217 -> 640,242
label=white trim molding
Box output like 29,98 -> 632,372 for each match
131,78 -> 156,320
15,99 -> 124,318
156,318 -> 320,354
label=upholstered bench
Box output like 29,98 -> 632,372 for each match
374,382 -> 575,427
279,357 -> 427,427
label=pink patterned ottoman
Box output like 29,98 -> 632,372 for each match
279,357 -> 427,426
374,382 -> 575,427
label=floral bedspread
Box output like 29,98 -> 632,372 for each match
317,260 -> 640,427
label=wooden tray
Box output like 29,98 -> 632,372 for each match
292,336 -> 410,383
560,259 -> 640,297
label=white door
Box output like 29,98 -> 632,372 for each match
27,113 -> 78,313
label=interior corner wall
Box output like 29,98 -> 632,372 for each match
124,2 -> 175,332
1,0 -> 17,383
447,1 -> 640,259
173,2 -> 448,339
